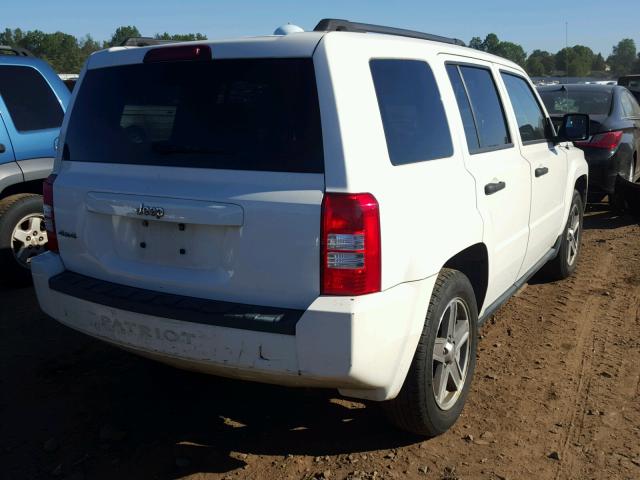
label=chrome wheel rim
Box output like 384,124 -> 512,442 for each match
11,214 -> 48,268
566,204 -> 581,266
432,298 -> 471,411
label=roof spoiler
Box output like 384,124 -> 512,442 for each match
313,18 -> 465,46
0,45 -> 35,57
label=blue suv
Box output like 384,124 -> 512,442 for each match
0,46 -> 70,285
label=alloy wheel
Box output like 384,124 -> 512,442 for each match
11,214 -> 48,268
566,204 -> 581,266
432,297 -> 471,411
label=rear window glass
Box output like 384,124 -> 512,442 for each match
539,89 -> 612,116
370,59 -> 453,165
64,58 -> 324,173
457,65 -> 511,151
0,65 -> 63,132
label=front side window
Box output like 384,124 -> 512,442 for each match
370,59 -> 453,165
0,65 -> 63,132
501,73 -> 548,143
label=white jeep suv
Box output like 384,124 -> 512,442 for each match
32,19 -> 589,436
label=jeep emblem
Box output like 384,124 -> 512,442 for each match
135,203 -> 165,219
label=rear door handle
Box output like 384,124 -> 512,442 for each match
0,143 -> 5,154
484,181 -> 506,195
535,167 -> 549,177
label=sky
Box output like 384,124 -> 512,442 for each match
2,0 -> 639,56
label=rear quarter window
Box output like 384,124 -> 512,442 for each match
370,59 -> 453,165
0,65 -> 63,132
63,58 -> 324,173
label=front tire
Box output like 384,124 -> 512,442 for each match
544,189 -> 583,280
383,268 -> 478,436
0,194 -> 47,287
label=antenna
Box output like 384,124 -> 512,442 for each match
565,21 -> 569,81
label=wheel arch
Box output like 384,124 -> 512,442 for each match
1,179 -> 45,201
442,243 -> 489,315
574,174 -> 588,209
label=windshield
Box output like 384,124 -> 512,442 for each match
538,89 -> 612,116
63,58 -> 324,173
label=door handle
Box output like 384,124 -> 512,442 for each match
535,166 -> 549,177
484,181 -> 506,195
0,143 -> 5,154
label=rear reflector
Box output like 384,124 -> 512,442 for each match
143,44 -> 211,63
321,193 -> 381,296
42,174 -> 58,253
575,130 -> 623,150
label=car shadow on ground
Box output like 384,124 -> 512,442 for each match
583,202 -> 640,230
0,285 -> 420,480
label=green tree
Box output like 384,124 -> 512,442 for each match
494,41 -> 526,67
469,36 -> 483,50
528,50 -> 556,75
526,56 -> 545,76
482,33 -> 500,54
555,45 -> 594,76
107,26 -> 141,47
469,33 -> 526,66
154,32 -> 207,41
591,53 -> 606,72
607,38 -> 637,76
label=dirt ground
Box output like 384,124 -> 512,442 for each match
1,204 -> 639,480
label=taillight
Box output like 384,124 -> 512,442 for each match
575,130 -> 623,150
42,174 -> 58,253
143,44 -> 211,63
321,193 -> 381,296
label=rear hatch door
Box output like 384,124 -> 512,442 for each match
54,55 -> 325,310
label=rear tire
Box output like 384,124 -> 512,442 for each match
544,190 -> 583,280
383,268 -> 478,437
0,194 -> 47,287
610,160 -> 635,210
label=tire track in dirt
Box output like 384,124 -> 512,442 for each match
1,209 -> 639,480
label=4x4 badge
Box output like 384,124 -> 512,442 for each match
135,203 -> 165,219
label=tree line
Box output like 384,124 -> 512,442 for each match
0,26 -> 207,72
1,25 -> 639,78
469,33 -> 640,78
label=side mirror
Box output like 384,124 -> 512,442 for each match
556,113 -> 590,143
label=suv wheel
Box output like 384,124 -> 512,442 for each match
0,194 -> 47,286
544,189 -> 583,280
383,268 -> 478,436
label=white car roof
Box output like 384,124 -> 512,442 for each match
86,30 -> 524,74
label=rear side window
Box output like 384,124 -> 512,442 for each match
64,58 -> 324,173
500,73 -> 547,143
620,90 -> 639,117
0,65 -> 63,132
447,64 -> 511,153
446,65 -> 480,151
370,59 -> 453,165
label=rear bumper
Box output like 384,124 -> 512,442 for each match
584,149 -> 627,195
32,252 -> 434,401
